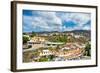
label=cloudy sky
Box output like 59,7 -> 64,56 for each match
23,10 -> 91,32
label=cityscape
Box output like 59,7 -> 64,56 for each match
22,10 -> 91,63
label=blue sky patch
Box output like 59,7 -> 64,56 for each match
23,10 -> 91,32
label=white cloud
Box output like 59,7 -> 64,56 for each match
23,11 -> 91,32
31,11 -> 63,31
82,25 -> 91,30
60,12 -> 91,27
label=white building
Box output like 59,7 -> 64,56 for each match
40,50 -> 52,56
44,42 -> 64,48
61,47 -> 70,50
74,35 -> 83,38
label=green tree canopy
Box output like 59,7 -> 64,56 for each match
23,36 -> 29,44
30,31 -> 36,37
84,42 -> 91,56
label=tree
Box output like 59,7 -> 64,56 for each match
48,55 -> 55,61
23,36 -> 29,44
30,31 -> 36,37
53,33 -> 56,36
28,45 -> 32,48
23,32 -> 27,35
84,42 -> 91,56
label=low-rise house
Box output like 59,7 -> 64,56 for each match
61,47 -> 70,50
74,35 -> 83,38
67,33 -> 74,36
44,42 -> 64,48
57,48 -> 84,59
26,37 -> 46,49
30,36 -> 45,43
40,50 -> 53,56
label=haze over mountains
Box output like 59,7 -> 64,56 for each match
24,29 -> 90,33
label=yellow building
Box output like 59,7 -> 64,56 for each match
31,36 -> 45,43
